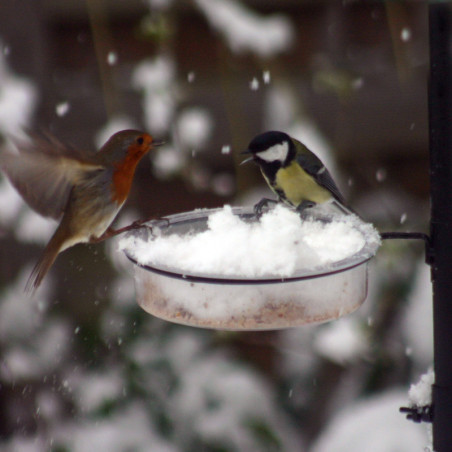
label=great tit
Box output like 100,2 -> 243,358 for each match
241,131 -> 354,215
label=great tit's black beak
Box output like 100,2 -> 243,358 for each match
240,149 -> 254,165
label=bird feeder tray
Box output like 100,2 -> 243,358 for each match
121,206 -> 380,330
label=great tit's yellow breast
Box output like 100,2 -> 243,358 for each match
274,161 -> 332,206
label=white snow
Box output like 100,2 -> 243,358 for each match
16,209 -> 55,244
0,46 -> 37,136
120,205 -> 378,278
352,77 -> 364,90
1,162 -> 58,242
263,85 -> 297,131
1,320 -> 70,381
314,317 -> 367,364
312,391 -> 429,452
211,172 -> 235,197
152,144 -> 186,178
0,176 -> 23,226
195,0 -> 294,58
250,77 -> 260,91
170,353 -> 303,451
187,71 -> 196,83
133,56 -> 174,90
132,57 -> 175,134
376,168 -> 387,182
408,368 -> 434,407
55,101 -> 70,117
262,84 -> 340,177
107,51 -> 118,66
0,267 -> 50,342
176,107 -> 213,149
401,27 -> 412,42
54,402 -> 177,452
70,370 -> 125,413
402,261 -> 433,370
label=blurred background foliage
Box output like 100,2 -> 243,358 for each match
0,0 -> 432,451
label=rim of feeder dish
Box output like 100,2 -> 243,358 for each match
123,206 -> 380,285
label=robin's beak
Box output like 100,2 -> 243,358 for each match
152,140 -> 165,147
240,149 -> 254,165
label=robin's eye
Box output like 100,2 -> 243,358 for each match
136,137 -> 144,145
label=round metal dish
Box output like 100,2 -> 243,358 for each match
123,207 -> 380,330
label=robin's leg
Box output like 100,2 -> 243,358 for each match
90,220 -> 149,243
90,217 -> 170,242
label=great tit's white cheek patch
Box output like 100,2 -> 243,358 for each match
258,141 -> 289,163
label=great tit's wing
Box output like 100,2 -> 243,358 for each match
0,132 -> 103,219
293,139 -> 348,206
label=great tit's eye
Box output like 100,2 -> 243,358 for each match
136,136 -> 144,145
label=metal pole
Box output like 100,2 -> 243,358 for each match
429,3 -> 452,450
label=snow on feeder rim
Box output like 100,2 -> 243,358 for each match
120,205 -> 381,330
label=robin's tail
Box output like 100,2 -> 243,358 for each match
25,228 -> 66,293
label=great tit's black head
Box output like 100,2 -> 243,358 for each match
244,131 -> 293,167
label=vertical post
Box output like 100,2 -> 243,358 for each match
429,3 -> 452,451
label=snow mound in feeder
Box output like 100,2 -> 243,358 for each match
119,205 -> 381,330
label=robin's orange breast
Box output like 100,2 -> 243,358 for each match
110,149 -> 146,205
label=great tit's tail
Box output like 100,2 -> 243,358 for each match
331,199 -> 359,217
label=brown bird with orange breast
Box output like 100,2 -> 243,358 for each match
0,129 -> 162,292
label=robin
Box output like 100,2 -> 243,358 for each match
0,129 -> 161,292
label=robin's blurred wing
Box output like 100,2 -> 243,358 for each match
1,134 -> 102,219
293,139 -> 348,206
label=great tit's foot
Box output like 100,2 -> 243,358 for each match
297,200 -> 316,211
296,201 -> 316,218
253,198 -> 277,217
146,217 -> 171,233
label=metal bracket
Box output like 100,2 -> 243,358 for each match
380,232 -> 433,264
399,405 -> 434,423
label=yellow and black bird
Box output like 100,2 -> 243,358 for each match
242,131 -> 354,215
